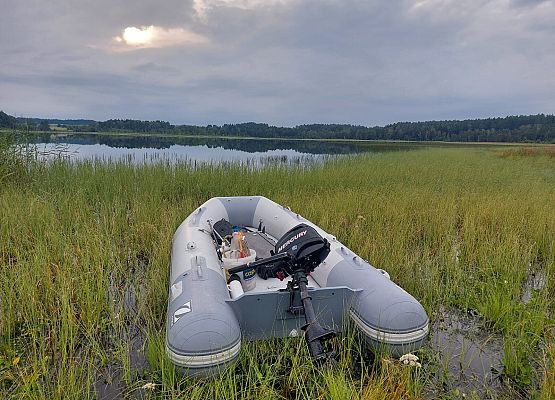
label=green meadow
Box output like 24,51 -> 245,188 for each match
0,136 -> 554,399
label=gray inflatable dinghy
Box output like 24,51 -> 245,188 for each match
166,196 -> 429,375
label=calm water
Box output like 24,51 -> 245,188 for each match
35,133 -> 419,166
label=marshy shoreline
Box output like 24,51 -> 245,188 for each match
1,141 -> 554,399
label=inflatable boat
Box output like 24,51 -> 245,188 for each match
166,196 -> 429,375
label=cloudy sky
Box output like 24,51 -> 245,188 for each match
1,0 -> 554,126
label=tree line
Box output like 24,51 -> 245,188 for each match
2,111 -> 555,143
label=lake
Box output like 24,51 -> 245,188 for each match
35,133 -> 423,166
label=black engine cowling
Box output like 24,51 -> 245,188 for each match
273,223 -> 330,275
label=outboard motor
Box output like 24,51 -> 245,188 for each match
227,224 -> 336,365
257,224 -> 330,279
273,224 -> 330,275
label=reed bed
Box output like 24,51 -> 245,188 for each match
0,141 -> 554,399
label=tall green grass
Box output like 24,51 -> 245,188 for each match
0,145 -> 554,398
0,130 -> 37,184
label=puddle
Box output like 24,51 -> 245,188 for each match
424,307 -> 506,399
96,279 -> 149,399
95,361 -> 124,400
521,268 -> 547,304
95,331 -> 148,400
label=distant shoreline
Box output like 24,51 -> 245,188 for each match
3,127 -> 555,147
3,111 -> 555,144
43,131 -> 554,147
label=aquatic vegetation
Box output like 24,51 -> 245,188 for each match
498,146 -> 555,159
0,145 -> 553,398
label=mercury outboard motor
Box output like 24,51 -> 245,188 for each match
256,224 -> 330,279
227,224 -> 336,365
273,224 -> 330,275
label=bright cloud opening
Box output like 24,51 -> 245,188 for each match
113,25 -> 207,49
122,26 -> 154,46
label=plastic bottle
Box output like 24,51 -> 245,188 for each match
228,274 -> 245,299
230,231 -> 241,259
238,231 -> 251,258
241,266 -> 256,291
226,227 -> 256,291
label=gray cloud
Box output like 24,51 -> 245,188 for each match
1,0 -> 554,125
511,0 -> 553,7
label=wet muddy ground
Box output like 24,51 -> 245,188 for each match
94,268 -> 548,399
96,283 -> 149,400
95,304 -> 513,400
423,307 -> 507,399
521,268 -> 547,304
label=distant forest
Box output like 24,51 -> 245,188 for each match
2,110 -> 555,143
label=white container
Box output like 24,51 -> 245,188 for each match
222,249 -> 257,291
228,279 -> 245,299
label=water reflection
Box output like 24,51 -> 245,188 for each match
35,133 -> 417,166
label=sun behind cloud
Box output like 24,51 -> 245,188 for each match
121,26 -> 154,46
113,25 -> 207,49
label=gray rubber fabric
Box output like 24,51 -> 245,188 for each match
166,266 -> 241,375
326,255 -> 429,355
218,197 -> 260,228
